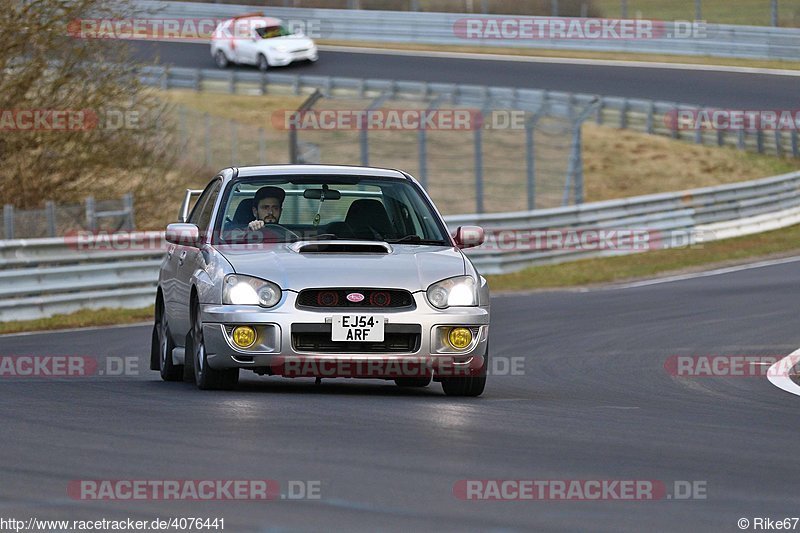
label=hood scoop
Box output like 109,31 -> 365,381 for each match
291,241 -> 392,254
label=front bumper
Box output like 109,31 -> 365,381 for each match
270,47 -> 318,66
200,291 -> 489,378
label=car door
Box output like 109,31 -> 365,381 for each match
234,28 -> 260,65
172,179 -> 222,340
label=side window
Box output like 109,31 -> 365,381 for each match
189,180 -> 222,234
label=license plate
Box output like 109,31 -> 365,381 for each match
332,315 -> 384,342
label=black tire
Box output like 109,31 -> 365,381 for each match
158,310 -> 183,382
214,50 -> 230,69
395,376 -> 432,388
190,298 -> 239,390
257,54 -> 269,72
441,352 -> 488,397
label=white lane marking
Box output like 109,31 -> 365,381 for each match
607,255 -> 800,290
318,45 -> 800,77
0,321 -> 151,338
767,350 -> 800,397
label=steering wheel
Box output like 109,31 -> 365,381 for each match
261,224 -> 300,241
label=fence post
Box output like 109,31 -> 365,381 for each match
474,120 -> 484,214
791,130 -> 799,158
771,0 -> 778,26
757,130 -> 765,153
45,201 -> 56,237
194,69 -> 202,92
551,0 -> 559,16
290,89 -> 324,164
204,113 -> 211,167
775,130 -> 784,157
646,101 -> 655,134
621,0 -> 627,18
565,99 -> 599,206
85,196 -> 96,232
695,0 -> 702,21
671,105 -> 679,139
3,205 -> 14,240
737,128 -> 746,150
525,117 -> 536,211
258,128 -> 267,163
229,70 -> 236,94
620,99 -> 628,129
231,120 -> 237,165
123,193 -> 136,230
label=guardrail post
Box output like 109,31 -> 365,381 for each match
737,129 -> 746,150
595,97 -> 604,125
694,123 -> 703,145
670,106 -> 679,139
229,70 -> 236,94
123,193 -> 135,230
85,196 -> 96,232
3,205 -> 14,240
791,130 -> 799,158
775,131 -> 784,157
620,99 -> 628,129
646,101 -> 655,134
757,130 -> 765,153
160,68 -> 168,91
474,121 -> 484,214
258,128 -> 267,163
45,201 -> 56,237
292,77 -> 300,95
194,69 -> 202,92
717,129 -> 725,147
260,73 -> 268,95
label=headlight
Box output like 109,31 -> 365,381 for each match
223,274 -> 282,307
426,276 -> 478,309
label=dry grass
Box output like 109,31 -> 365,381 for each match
0,307 -> 153,336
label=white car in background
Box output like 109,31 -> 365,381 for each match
210,14 -> 318,71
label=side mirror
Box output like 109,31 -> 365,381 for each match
454,226 -> 485,249
166,223 -> 201,247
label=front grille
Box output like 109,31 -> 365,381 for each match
297,289 -> 415,310
292,324 -> 421,353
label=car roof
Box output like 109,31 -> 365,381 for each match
226,15 -> 282,26
233,165 -> 410,181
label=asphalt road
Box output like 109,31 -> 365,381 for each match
127,41 -> 800,109
2,260 -> 799,531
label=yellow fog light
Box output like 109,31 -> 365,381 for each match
448,327 -> 473,350
232,326 -> 256,349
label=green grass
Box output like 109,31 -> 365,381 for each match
487,223 -> 800,291
0,306 -> 154,336
593,0 -> 800,27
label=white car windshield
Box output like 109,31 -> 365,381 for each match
215,175 -> 451,245
255,25 -> 293,39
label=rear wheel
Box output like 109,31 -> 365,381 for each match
190,298 -> 239,390
214,50 -> 230,69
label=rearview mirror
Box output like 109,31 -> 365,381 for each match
304,188 -> 341,200
454,226 -> 485,249
166,223 -> 201,247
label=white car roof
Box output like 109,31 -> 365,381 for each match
226,16 -> 282,27
234,165 -> 409,180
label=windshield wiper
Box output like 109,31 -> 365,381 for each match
385,235 -> 448,245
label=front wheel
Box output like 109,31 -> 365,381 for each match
159,312 -> 183,382
257,54 -> 269,72
440,352 -> 487,397
190,299 -> 239,390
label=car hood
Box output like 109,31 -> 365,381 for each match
259,35 -> 315,52
215,242 -> 466,291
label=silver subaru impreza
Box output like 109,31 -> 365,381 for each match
151,165 -> 490,396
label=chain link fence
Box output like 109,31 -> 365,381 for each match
1,195 -> 135,240
170,91 -> 597,215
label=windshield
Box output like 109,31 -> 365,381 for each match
214,175 -> 451,245
255,25 -> 293,39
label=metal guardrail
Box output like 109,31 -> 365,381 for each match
1,171 -> 799,321
134,0 -> 800,61
142,66 -> 799,158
